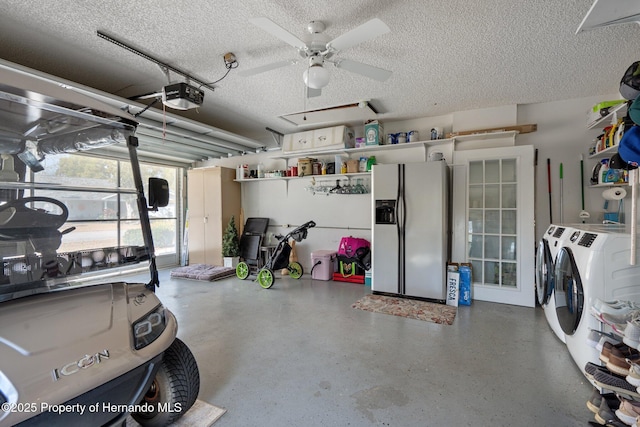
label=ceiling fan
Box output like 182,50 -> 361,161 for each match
239,17 -> 393,97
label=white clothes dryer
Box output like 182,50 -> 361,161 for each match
536,224 -> 574,343
555,226 -> 640,378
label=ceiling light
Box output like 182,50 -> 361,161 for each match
303,65 -> 330,89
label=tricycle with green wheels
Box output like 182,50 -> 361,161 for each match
236,220 -> 316,288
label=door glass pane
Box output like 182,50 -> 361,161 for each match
469,161 -> 483,184
485,210 -> 500,234
502,211 -> 516,234
502,262 -> 517,287
471,260 -> 482,283
484,261 -> 499,284
502,159 -> 516,182
485,160 -> 500,183
469,235 -> 483,258
485,185 -> 500,208
484,236 -> 499,259
469,210 -> 483,233
502,184 -> 517,208
502,236 -> 516,260
469,186 -> 483,209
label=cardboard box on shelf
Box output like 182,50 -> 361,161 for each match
365,120 -> 384,146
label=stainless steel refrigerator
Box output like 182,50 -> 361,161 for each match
371,161 -> 449,301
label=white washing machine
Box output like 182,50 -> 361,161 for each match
536,224 -> 574,343
555,225 -> 640,377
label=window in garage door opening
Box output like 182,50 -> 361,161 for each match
468,158 -> 517,288
32,153 -> 178,257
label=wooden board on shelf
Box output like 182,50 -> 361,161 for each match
446,124 -> 537,138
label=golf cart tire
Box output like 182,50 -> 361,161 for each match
132,338 -> 200,427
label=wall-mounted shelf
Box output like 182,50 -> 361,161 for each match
234,171 -> 370,183
271,130 -> 518,163
589,144 -> 618,159
271,139 -> 454,161
589,182 -> 628,188
587,102 -> 628,130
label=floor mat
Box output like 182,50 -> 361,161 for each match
127,399 -> 226,426
352,294 -> 457,325
170,264 -> 235,281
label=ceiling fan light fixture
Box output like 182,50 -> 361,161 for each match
303,65 -> 330,89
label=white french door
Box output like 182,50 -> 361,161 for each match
453,145 -> 535,307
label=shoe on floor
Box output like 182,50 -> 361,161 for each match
616,398 -> 640,425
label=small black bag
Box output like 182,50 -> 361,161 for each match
355,246 -> 371,271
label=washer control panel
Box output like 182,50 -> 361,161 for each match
578,232 -> 598,248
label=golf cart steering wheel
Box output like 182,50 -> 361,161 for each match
0,196 -> 69,233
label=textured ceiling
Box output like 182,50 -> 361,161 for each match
0,0 -> 639,149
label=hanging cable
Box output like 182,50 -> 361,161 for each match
198,53 -> 239,88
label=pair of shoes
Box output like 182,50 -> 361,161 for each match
627,360 -> 640,387
591,299 -> 640,317
624,314 -> 640,349
607,346 -> 640,376
616,397 -> 640,425
594,391 -> 622,424
593,369 -> 640,399
587,387 -> 619,414
593,299 -> 640,318
586,362 -> 618,380
601,312 -> 640,335
602,342 -> 635,364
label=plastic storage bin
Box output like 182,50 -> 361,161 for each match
311,250 -> 336,281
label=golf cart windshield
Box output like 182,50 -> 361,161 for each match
0,78 -> 157,302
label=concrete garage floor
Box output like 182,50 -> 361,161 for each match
147,268 -> 593,426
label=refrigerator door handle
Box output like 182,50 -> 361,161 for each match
395,165 -> 404,295
397,164 -> 405,295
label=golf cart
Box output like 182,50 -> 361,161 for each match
0,61 -> 199,426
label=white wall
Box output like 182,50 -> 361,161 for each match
198,94 -> 626,271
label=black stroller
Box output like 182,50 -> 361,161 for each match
250,220 -> 315,289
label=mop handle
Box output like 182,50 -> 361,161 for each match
547,159 -> 552,223
559,163 -> 563,223
580,155 -> 585,210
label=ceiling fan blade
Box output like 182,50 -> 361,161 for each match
238,60 -> 297,77
327,18 -> 390,52
334,59 -> 392,82
306,87 -> 322,98
249,17 -> 307,50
